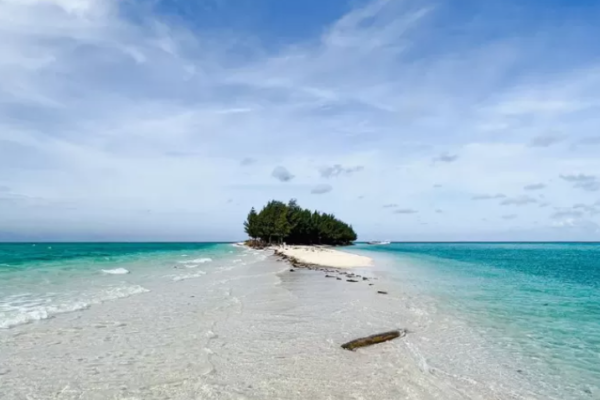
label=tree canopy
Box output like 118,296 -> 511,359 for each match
244,199 -> 357,246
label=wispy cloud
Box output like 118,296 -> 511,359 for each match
319,164 -> 364,178
432,152 -> 459,163
472,194 -> 506,200
394,209 -> 418,214
502,214 -> 517,220
571,203 -> 599,215
560,174 -> 600,192
551,210 -> 584,219
382,203 -> 398,208
574,136 -> 600,146
523,183 -> 546,191
500,195 -> 538,206
240,158 -> 256,166
2,0 -> 600,240
529,134 -> 564,148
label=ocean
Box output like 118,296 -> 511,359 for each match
0,242 -> 598,399
355,242 -> 600,399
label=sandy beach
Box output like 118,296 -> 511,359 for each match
1,243 -> 573,399
274,245 -> 374,268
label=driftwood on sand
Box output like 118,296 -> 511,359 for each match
341,330 -> 406,351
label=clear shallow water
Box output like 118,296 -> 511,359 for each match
0,243 -> 232,329
354,242 -> 600,398
1,242 -> 598,399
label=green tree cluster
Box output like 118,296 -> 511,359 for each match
244,199 -> 357,246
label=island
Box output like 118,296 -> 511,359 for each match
244,199 -> 372,268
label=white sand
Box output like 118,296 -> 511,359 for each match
276,245 -> 373,268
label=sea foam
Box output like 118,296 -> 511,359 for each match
177,258 -> 213,268
172,271 -> 207,281
189,258 -> 213,264
102,268 -> 130,275
0,285 -> 149,329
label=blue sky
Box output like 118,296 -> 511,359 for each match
2,0 -> 600,241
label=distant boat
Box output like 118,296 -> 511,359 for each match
367,241 -> 391,245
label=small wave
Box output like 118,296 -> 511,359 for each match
192,257 -> 213,263
172,270 -> 207,281
101,268 -> 130,275
178,257 -> 212,264
0,285 -> 149,329
0,302 -> 91,329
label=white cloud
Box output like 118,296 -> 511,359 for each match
2,0 -> 600,240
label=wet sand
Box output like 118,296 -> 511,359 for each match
0,247 -> 542,400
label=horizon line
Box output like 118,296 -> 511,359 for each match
1,241 -> 600,244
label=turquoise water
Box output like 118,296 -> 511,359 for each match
356,242 -> 600,397
0,242 -> 225,270
0,242 -> 234,329
2,242 -> 599,397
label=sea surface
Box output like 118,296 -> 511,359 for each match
0,242 -> 598,399
355,242 -> 600,399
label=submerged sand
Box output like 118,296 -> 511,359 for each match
275,245 -> 374,268
0,246 -> 548,400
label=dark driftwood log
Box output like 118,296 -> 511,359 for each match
341,330 -> 405,351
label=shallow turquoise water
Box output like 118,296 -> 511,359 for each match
2,241 -> 599,397
355,242 -> 600,397
0,242 -> 225,271
0,242 -> 235,329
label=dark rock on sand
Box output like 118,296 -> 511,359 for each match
290,269 -> 295,272
347,279 -> 359,283
377,291 -> 388,295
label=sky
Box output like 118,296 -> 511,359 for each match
2,0 -> 600,241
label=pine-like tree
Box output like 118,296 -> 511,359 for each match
244,199 -> 356,246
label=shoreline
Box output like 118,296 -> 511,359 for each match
243,243 -> 374,269
2,243 -> 583,399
